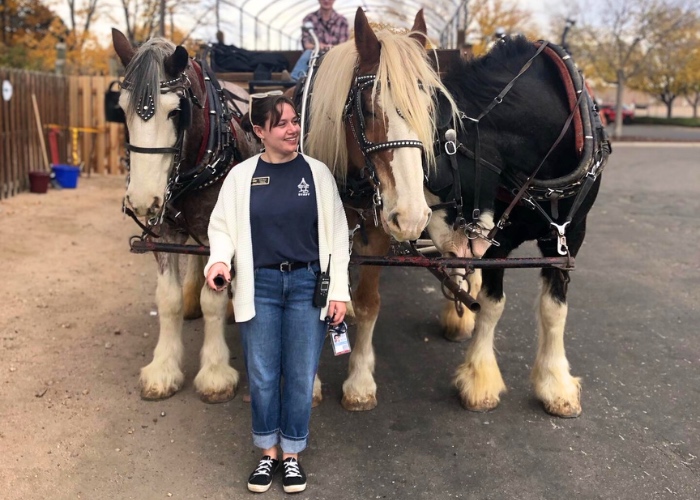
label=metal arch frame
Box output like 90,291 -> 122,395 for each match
227,0 -> 466,49
257,1 -> 450,49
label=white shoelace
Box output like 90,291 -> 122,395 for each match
284,460 -> 302,478
254,457 -> 275,476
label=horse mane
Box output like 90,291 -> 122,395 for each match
122,38 -> 176,118
306,29 -> 458,182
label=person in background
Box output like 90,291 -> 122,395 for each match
204,92 -> 350,494
289,0 -> 349,81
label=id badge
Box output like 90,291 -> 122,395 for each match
328,321 -> 351,356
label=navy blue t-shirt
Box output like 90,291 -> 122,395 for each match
249,155 -> 319,268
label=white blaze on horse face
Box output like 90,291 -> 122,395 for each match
121,91 -> 181,217
379,92 -> 431,242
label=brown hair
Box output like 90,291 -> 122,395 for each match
241,95 -> 297,135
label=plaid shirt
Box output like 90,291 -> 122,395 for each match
301,9 -> 349,48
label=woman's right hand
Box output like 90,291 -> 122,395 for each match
206,262 -> 231,292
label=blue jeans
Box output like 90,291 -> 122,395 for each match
239,263 -> 326,454
290,49 -> 312,81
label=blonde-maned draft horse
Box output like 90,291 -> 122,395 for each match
304,8 -> 460,410
112,30 -> 258,403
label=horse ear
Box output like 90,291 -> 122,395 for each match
354,8 -> 380,71
164,46 -> 190,77
112,28 -> 135,68
409,9 -> 428,47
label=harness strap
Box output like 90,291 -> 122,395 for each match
487,86 -> 586,242
462,41 -> 550,223
126,144 -> 179,155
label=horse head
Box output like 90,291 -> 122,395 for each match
112,29 -> 205,221
306,9 -> 457,242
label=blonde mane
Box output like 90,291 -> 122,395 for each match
305,29 -> 458,182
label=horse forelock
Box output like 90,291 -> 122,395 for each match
373,30 -> 458,171
306,29 -> 460,182
122,38 -> 177,119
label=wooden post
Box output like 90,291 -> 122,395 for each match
31,93 -> 51,172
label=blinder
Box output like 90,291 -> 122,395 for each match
176,95 -> 192,130
105,80 -> 125,123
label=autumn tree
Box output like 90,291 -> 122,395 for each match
0,0 -> 68,71
465,0 -> 539,56
567,0 -> 699,137
110,0 -> 216,46
681,43 -> 700,118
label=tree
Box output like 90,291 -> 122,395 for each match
628,10 -> 700,118
0,0 -> 67,70
568,0 -> 699,137
110,0 -> 215,46
466,0 -> 539,56
680,35 -> 700,118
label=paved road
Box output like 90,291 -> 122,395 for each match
192,141 -> 699,499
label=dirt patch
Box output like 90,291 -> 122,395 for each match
0,177 -> 253,499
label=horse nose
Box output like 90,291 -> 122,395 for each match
148,196 -> 162,214
386,207 -> 431,240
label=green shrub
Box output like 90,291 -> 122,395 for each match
632,116 -> 700,127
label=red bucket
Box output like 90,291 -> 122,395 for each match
28,171 -> 50,194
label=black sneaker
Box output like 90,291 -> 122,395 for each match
247,455 -> 279,493
282,457 -> 307,493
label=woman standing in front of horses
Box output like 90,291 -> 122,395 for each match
204,92 -> 350,494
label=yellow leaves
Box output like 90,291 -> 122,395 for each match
466,0 -> 539,56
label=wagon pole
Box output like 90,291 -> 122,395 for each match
129,241 -> 575,271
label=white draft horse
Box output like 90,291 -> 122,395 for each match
112,30 -> 258,402
305,9 -> 460,410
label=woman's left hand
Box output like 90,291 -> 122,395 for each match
327,301 -> 346,326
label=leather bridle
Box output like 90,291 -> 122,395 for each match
342,73 -> 425,225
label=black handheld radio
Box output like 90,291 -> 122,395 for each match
313,255 -> 331,308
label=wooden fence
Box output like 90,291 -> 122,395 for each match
0,69 -> 125,199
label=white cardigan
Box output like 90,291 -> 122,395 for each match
204,153 -> 351,322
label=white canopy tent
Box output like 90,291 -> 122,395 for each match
215,0 -> 468,50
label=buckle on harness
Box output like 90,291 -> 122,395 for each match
551,222 -> 570,256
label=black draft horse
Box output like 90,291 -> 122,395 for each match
425,36 -> 610,417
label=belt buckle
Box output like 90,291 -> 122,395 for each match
279,261 -> 292,272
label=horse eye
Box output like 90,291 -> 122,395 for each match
167,109 -> 179,119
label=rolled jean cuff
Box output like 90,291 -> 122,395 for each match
252,429 -> 279,450
280,432 -> 308,454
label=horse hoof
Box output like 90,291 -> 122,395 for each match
341,395 -> 377,411
312,394 -> 323,408
140,386 -> 178,401
198,388 -> 235,404
443,328 -> 472,342
460,396 -> 499,412
543,399 -> 581,418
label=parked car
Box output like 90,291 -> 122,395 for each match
598,103 -> 634,125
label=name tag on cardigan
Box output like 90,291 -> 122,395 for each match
251,176 -> 270,186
